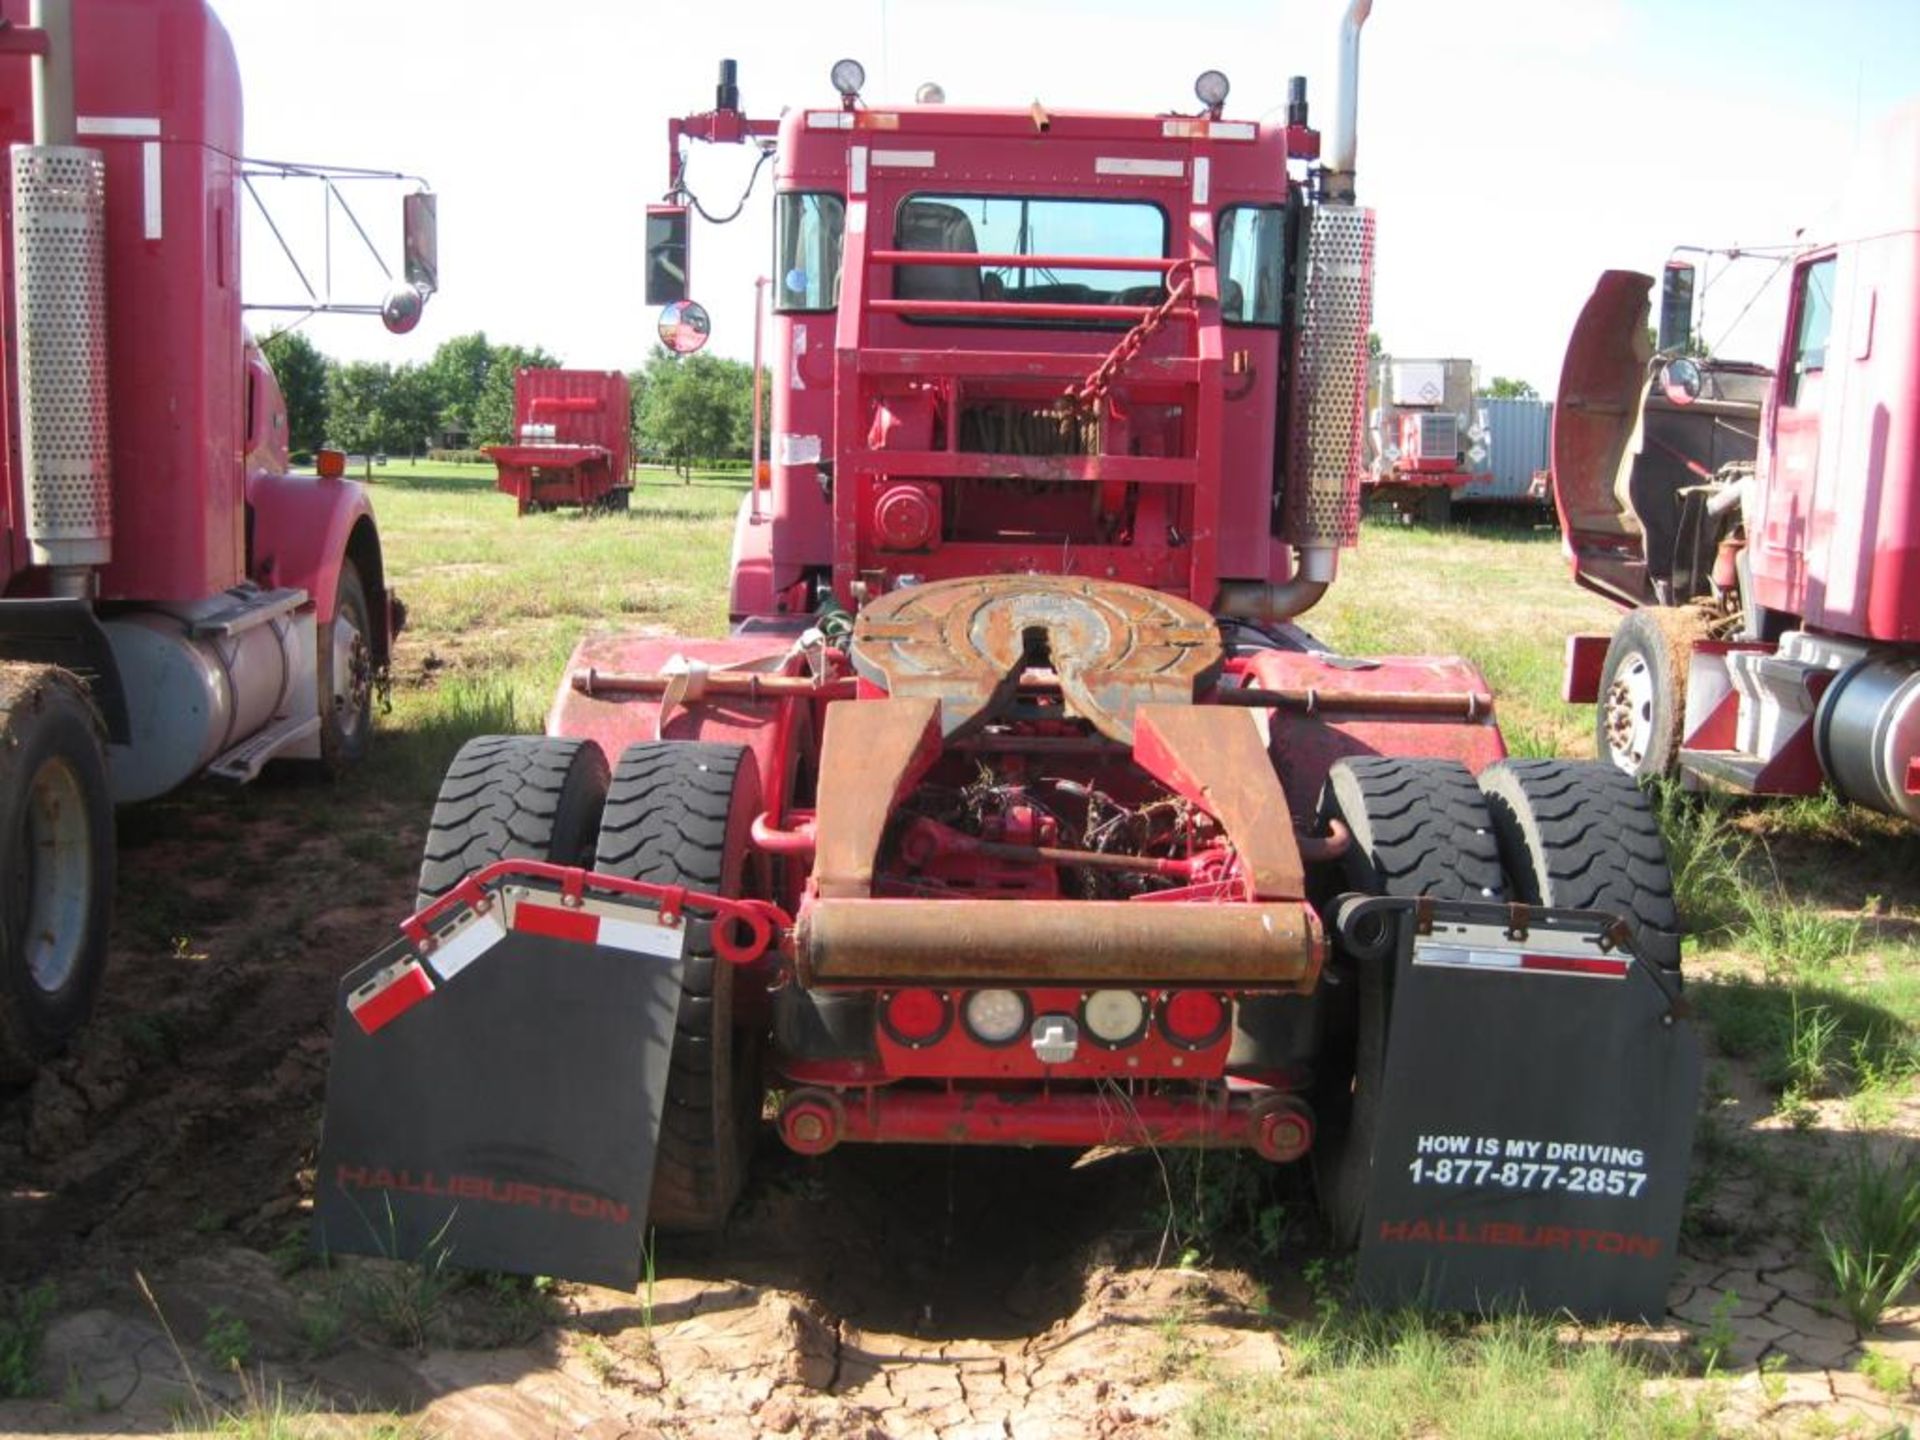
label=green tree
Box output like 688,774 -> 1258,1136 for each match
325,360 -> 394,462
383,365 -> 442,457
470,344 -> 561,446
423,331 -> 494,442
638,348 -> 753,478
1478,376 -> 1539,400
259,329 -> 330,454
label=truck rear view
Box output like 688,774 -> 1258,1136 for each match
317,6 -> 1701,1320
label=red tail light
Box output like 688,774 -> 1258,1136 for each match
1159,991 -> 1229,1049
881,988 -> 951,1046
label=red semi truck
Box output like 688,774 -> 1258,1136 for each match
486,368 -> 632,515
319,7 -> 1702,1319
1364,355 -> 1490,522
0,0 -> 425,1074
1556,102 -> 1919,818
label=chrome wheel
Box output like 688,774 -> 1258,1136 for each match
1601,652 -> 1656,774
329,601 -> 373,751
17,756 -> 93,996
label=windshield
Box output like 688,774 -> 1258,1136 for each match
895,195 -> 1167,321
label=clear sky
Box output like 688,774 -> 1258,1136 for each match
220,0 -> 1919,393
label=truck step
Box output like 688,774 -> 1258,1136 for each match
1678,747 -> 1768,792
208,713 -> 321,783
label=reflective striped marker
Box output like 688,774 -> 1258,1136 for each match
1414,943 -> 1629,979
428,907 -> 509,981
348,958 -> 435,1035
512,901 -> 686,959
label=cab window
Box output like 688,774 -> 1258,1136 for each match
1217,205 -> 1287,326
1785,255 -> 1835,407
776,192 -> 845,312
894,194 -> 1166,324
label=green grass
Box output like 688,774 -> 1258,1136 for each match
1312,517 -> 1618,758
0,1282 -> 55,1399
1184,1308 -> 1712,1439
357,461 -> 745,776
1817,1146 -> 1920,1331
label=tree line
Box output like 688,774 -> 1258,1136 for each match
260,331 -> 765,474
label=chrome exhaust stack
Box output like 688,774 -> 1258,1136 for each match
1322,0 -> 1372,204
1221,0 -> 1374,626
13,0 -> 112,597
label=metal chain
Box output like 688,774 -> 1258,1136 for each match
1062,262 -> 1196,414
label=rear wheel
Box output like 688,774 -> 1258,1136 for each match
1478,758 -> 1681,972
0,668 -> 114,1083
1314,757 -> 1504,1247
594,742 -> 762,1231
415,736 -> 610,908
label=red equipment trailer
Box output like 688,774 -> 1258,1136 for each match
486,368 -> 632,515
319,8 -> 1701,1319
0,0 -> 426,1076
1555,101 -> 1920,818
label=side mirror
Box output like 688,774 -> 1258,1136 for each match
646,205 -> 691,306
1660,356 -> 1702,407
1657,260 -> 1695,355
658,299 -> 711,355
381,282 -> 426,335
404,191 -> 439,295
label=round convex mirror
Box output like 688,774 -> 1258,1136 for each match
659,299 -> 712,355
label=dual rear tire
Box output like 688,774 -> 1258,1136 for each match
418,734 -> 761,1231
1313,755 -> 1678,1245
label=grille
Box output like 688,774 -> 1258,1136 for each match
1414,412 -> 1457,461
1286,205 -> 1374,547
11,145 -> 112,566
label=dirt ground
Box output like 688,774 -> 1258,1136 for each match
2,735 -> 1918,1437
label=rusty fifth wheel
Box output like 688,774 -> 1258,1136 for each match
851,575 -> 1222,743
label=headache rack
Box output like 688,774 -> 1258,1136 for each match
831,228 -> 1226,608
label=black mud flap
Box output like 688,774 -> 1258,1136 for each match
314,885 -> 686,1289
1344,896 -> 1701,1321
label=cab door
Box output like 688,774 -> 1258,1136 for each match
1753,253 -> 1836,617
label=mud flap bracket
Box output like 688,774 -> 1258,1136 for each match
314,884 -> 688,1289
1336,894 -> 1701,1320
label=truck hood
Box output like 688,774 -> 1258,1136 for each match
1551,270 -> 1654,607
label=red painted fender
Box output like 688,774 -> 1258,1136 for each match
247,470 -> 392,657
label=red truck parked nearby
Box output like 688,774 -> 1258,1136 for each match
0,0 -> 427,1076
319,6 -> 1702,1319
1556,102 -> 1919,820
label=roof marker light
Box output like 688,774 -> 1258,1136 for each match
831,59 -> 866,103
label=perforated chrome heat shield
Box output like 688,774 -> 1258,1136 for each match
11,145 -> 112,570
1286,204 -> 1375,548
